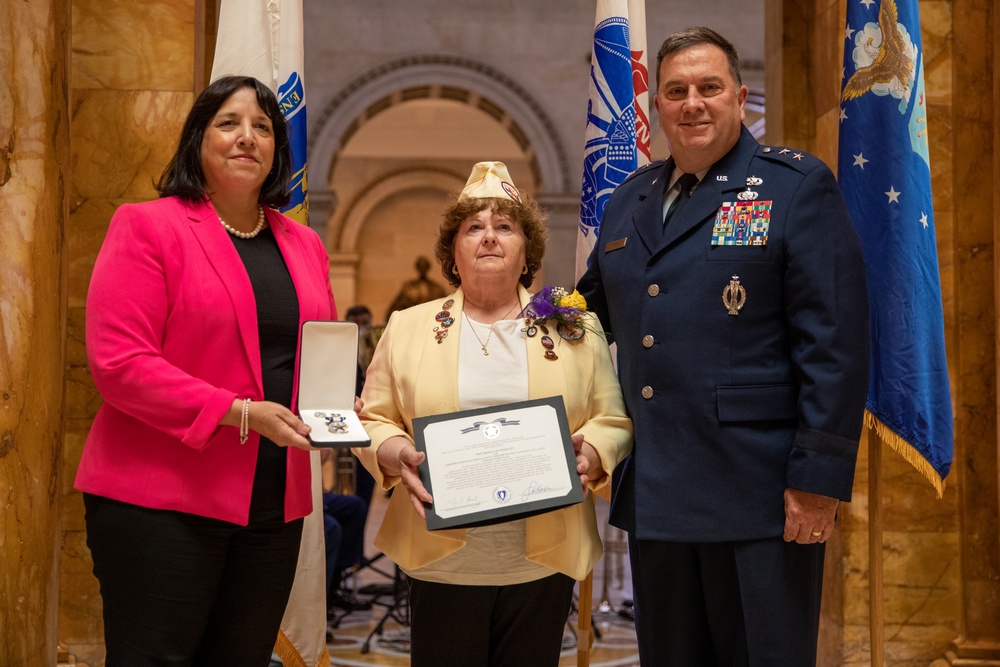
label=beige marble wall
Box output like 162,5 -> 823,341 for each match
943,0 -> 1000,658
763,0 -> 814,150
60,1 -> 197,664
0,1 -> 70,666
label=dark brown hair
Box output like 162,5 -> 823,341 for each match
655,27 -> 742,92
156,76 -> 293,207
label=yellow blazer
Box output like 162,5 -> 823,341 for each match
356,286 -> 633,581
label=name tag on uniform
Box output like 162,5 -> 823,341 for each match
711,201 -> 772,246
605,237 -> 627,252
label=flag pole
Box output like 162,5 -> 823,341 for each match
575,0 -> 647,659
577,572 -> 594,667
868,429 -> 885,667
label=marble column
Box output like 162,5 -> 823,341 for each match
764,0 -> 815,150
931,0 -> 1000,662
59,2 -> 198,664
536,192 -> 580,288
0,1 -> 70,666
308,187 -> 337,250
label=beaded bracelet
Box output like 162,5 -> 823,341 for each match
239,398 -> 251,444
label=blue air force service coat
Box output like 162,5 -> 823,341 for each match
577,127 -> 870,544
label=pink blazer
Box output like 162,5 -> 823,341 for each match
75,196 -> 336,524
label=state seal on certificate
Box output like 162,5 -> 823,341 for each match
412,396 -> 584,530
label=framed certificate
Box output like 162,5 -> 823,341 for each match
412,396 -> 584,531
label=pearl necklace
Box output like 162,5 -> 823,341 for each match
465,302 -> 521,356
220,205 -> 265,239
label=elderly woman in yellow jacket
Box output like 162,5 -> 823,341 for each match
356,161 -> 633,667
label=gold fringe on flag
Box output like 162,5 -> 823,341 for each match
864,410 -> 946,499
274,630 -> 330,667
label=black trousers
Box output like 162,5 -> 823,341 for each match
84,493 -> 303,667
629,535 -> 825,667
407,573 -> 576,667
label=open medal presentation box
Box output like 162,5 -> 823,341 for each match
298,320 -> 371,448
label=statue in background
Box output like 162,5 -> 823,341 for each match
385,255 -> 446,321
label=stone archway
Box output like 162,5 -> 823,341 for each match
327,168 -> 464,315
309,54 -> 571,198
310,54 -> 574,308
337,168 -> 462,253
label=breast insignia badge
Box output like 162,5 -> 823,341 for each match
737,176 -> 763,201
723,276 -> 747,315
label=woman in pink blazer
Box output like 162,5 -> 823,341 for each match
75,76 -> 335,666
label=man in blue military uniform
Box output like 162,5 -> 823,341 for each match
577,27 -> 869,666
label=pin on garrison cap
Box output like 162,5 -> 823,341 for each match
460,161 -> 523,204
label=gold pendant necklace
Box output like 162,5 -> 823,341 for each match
465,302 -> 520,356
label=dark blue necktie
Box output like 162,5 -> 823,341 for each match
663,173 -> 699,229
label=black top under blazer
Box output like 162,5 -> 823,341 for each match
578,126 -> 870,543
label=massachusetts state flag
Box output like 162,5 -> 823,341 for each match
576,0 -> 650,278
212,0 -> 309,224
211,3 -> 327,666
837,0 -> 952,495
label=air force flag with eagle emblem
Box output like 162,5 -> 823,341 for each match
837,0 -> 952,495
576,0 -> 650,278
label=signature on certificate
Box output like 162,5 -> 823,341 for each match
444,495 -> 482,510
521,481 -> 555,501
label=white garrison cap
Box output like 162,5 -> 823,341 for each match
460,161 -> 522,204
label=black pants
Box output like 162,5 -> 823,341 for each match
629,535 -> 825,667
407,573 -> 576,667
84,493 -> 303,667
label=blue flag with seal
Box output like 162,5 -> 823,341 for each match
837,0 -> 952,496
212,0 -> 309,225
277,72 -> 308,222
576,0 -> 649,278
